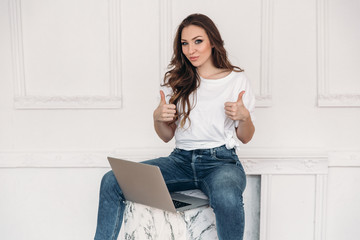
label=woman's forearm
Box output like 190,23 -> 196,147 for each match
236,116 -> 255,144
154,121 -> 176,143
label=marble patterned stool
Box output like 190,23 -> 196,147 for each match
118,189 -> 218,240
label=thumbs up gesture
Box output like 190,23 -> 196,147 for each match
153,90 -> 177,123
224,91 -> 250,122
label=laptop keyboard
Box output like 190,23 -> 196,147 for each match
172,199 -> 191,209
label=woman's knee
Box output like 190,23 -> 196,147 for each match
101,171 -> 116,186
206,168 -> 246,209
100,171 -> 122,196
211,185 -> 244,209
211,166 -> 246,192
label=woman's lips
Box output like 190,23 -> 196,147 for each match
189,56 -> 199,61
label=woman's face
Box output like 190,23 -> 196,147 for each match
181,25 -> 213,68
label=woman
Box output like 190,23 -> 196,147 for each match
95,13 -> 255,240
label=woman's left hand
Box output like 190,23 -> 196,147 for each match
224,91 -> 250,122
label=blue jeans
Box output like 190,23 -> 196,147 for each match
94,145 -> 246,240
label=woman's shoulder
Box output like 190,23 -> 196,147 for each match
231,69 -> 246,78
230,70 -> 249,83
213,70 -> 232,79
229,71 -> 254,91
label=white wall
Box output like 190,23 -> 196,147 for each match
1,0 -> 360,239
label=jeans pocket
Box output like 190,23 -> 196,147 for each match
171,148 -> 181,154
235,159 -> 246,174
213,147 -> 238,162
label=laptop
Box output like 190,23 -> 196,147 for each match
107,157 -> 209,213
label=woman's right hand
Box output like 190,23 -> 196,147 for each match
153,90 -> 177,123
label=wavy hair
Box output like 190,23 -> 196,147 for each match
163,13 -> 243,128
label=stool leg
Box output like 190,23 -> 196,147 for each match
94,171 -> 126,240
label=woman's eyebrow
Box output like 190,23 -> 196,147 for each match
181,35 -> 203,41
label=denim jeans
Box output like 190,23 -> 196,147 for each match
94,145 -> 246,240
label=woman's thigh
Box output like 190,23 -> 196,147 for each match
142,155 -> 197,192
200,163 -> 246,207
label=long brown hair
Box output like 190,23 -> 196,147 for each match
163,13 -> 243,128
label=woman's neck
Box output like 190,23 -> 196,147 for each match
197,59 -> 231,80
198,66 -> 231,80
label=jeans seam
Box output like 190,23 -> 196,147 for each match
165,179 -> 195,185
200,179 -> 211,206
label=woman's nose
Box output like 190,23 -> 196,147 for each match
188,44 -> 196,54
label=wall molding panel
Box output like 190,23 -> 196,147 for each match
159,0 -> 173,80
328,151 -> 360,167
243,157 -> 328,175
13,95 -> 123,109
0,148 -> 330,169
159,0 -> 273,107
258,0 -> 273,107
9,0 -> 26,98
259,174 -> 272,240
259,173 -> 328,240
9,0 -> 123,109
318,94 -> 360,107
315,174 -> 328,240
316,0 -> 360,107
0,148 -> 171,168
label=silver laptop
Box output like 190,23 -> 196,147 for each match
108,157 -> 209,213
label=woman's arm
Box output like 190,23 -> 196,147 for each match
153,121 -> 176,143
235,115 -> 255,144
224,91 -> 255,144
153,90 -> 177,143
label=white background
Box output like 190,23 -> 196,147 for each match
1,0 -> 360,239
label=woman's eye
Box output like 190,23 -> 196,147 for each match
181,42 -> 188,46
195,39 -> 203,44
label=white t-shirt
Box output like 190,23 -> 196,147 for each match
161,71 -> 256,150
